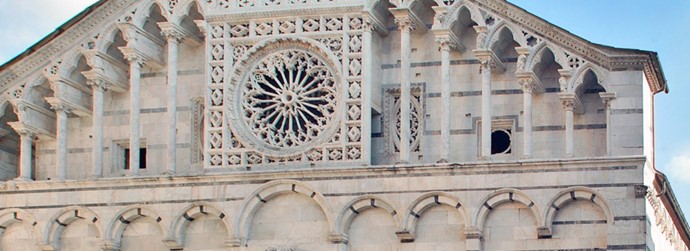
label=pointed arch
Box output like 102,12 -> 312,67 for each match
0,208 -> 41,240
571,63 -> 609,94
474,188 -> 542,231
542,187 -> 614,234
104,205 -> 167,246
43,206 -> 102,250
169,202 -> 233,247
94,24 -> 122,53
402,192 -> 471,239
127,0 -> 170,28
173,0 -> 206,24
335,195 -> 402,236
0,98 -> 9,117
485,21 -> 527,49
234,179 -> 335,245
526,42 -> 568,74
447,2 -> 485,27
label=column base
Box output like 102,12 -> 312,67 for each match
436,158 -> 449,163
395,160 -> 410,165
162,170 -> 176,177
13,177 -> 32,182
478,156 -> 491,161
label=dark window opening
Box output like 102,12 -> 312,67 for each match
124,148 -> 147,169
491,129 -> 511,154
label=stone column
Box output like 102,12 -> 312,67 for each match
437,37 -> 453,162
520,78 -> 534,158
600,93 -> 616,156
123,55 -> 146,175
361,19 -> 374,166
563,100 -> 574,157
52,104 -> 72,180
16,130 -> 35,181
479,58 -> 492,159
88,80 -> 107,178
395,16 -> 414,163
162,29 -> 185,175
558,94 -> 580,158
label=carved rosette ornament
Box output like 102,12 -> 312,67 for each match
238,49 -> 339,154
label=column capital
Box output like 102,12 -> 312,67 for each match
390,8 -> 428,33
473,49 -> 505,73
87,78 -> 110,92
158,21 -> 203,47
433,29 -> 464,52
599,92 -> 616,108
362,11 -> 389,36
119,47 -> 148,68
558,93 -> 583,114
516,71 -> 544,94
395,16 -> 416,31
45,98 -> 73,114
8,122 -> 38,138
158,22 -> 187,43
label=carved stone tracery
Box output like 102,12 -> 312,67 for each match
239,49 -> 339,152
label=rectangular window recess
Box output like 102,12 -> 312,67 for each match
124,148 -> 147,169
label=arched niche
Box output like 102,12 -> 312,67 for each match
403,192 -> 469,250
543,187 -> 614,231
169,202 -> 232,250
487,24 -> 520,61
449,6 -> 479,56
474,188 -> 542,231
529,46 -> 565,158
339,196 -> 401,250
0,209 -> 41,251
0,100 -> 20,181
572,66 -> 608,157
476,189 -> 541,251
44,206 -> 102,251
234,179 -> 335,248
105,206 -> 167,250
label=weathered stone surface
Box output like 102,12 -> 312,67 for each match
0,0 -> 685,250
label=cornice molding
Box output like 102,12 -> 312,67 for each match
468,0 -> 667,93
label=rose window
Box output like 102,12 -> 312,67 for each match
240,49 -> 338,151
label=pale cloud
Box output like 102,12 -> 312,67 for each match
665,151 -> 690,183
0,0 -> 99,64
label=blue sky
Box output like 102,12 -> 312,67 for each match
0,1 -> 688,217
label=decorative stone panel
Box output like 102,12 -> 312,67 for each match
204,14 -> 364,169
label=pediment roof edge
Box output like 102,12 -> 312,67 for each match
0,0 -> 137,94
470,0 -> 668,94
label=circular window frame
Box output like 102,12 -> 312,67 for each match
490,129 -> 512,155
227,37 -> 344,157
